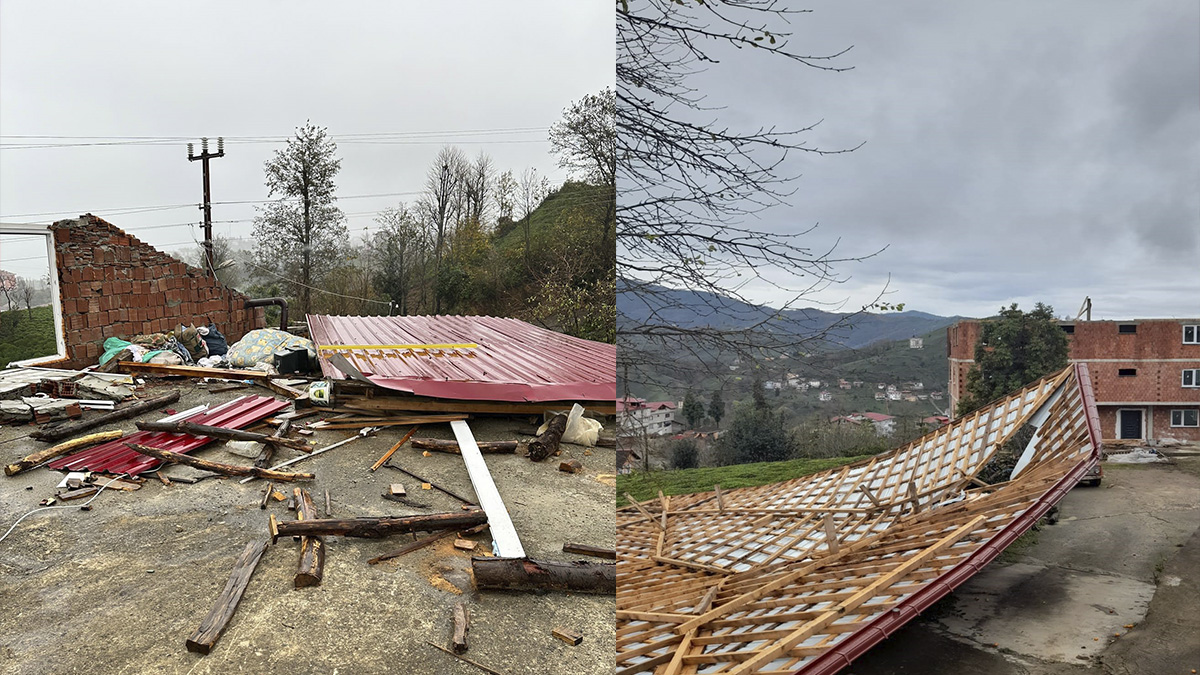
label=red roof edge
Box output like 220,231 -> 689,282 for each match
797,365 -> 1102,675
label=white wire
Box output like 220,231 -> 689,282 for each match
0,475 -> 126,545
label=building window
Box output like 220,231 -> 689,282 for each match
1185,325 -> 1199,344
1184,369 -> 1200,388
1118,324 -> 1137,334
1060,324 -> 1075,334
1171,409 -> 1199,427
1118,368 -> 1136,377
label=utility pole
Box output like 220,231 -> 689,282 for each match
187,137 -> 225,276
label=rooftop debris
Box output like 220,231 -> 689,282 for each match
615,364 -> 1102,674
185,538 -> 270,655
5,430 -> 123,476
452,420 -> 524,557
471,556 -> 616,594
32,392 -> 179,442
127,444 -> 314,482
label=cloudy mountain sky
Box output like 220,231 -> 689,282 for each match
679,1 -> 1198,319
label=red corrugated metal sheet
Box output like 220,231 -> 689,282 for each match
307,314 -> 616,402
48,395 -> 290,474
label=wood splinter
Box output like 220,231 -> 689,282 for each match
552,626 -> 583,646
562,542 -> 616,560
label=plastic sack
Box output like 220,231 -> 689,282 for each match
100,338 -> 133,366
538,403 -> 601,447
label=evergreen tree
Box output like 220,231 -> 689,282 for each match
682,390 -> 705,428
708,390 -> 725,427
957,303 -> 1069,415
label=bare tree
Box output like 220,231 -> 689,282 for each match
373,204 -> 422,315
518,167 -> 550,269
424,146 -> 467,312
15,277 -> 35,316
252,121 -> 347,315
194,234 -> 240,288
616,0 -> 876,389
550,88 -> 617,252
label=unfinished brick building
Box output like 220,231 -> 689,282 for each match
948,318 -> 1200,442
40,214 -> 265,368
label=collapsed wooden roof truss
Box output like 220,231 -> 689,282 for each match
616,365 -> 1101,675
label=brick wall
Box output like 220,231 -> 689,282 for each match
1097,405 -> 1200,442
947,318 -> 1200,411
50,214 -> 265,368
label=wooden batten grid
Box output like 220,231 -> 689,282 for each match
616,366 -> 1098,674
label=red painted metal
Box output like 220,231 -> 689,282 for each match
797,363 -> 1103,674
48,395 -> 290,475
307,314 -> 616,402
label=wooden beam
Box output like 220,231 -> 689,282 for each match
369,426 -> 418,472
452,603 -> 469,653
136,420 -> 310,452
822,513 -> 840,555
5,430 -> 123,476
562,543 -> 616,560
119,361 -> 270,382
452,420 -> 525,558
185,539 -> 269,654
128,445 -> 314,482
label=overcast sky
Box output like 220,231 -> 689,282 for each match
1,1 -> 612,279
680,1 -> 1198,320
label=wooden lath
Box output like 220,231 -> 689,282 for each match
616,366 -> 1097,674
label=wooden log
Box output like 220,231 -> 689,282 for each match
471,557 -> 615,595
561,543 -> 616,560
136,421 -> 310,452
185,538 -> 269,654
293,488 -> 325,588
273,510 -> 487,541
127,444 -> 314,482
259,483 -> 273,509
367,524 -> 488,564
528,414 -> 567,462
30,392 -> 180,442
452,603 -> 469,654
4,430 -> 124,476
410,438 -> 518,455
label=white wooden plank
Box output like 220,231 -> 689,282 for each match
451,420 -> 525,558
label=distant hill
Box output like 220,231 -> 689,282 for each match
618,283 -> 965,350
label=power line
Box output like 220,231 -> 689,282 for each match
0,126 -> 551,150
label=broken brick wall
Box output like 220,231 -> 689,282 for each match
50,214 -> 265,368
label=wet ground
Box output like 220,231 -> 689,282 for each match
848,455 -> 1200,675
0,381 -> 616,675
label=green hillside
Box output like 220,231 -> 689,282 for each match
618,454 -> 871,505
0,304 -> 57,366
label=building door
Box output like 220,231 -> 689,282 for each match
1118,409 -> 1143,440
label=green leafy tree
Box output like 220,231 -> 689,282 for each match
252,122 -> 347,315
682,390 -> 705,428
708,390 -> 725,427
957,303 -> 1069,415
670,438 -> 699,469
712,395 -> 797,466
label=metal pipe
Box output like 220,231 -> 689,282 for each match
244,297 -> 289,331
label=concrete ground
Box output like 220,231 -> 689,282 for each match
0,381 -> 616,675
847,455 -> 1200,675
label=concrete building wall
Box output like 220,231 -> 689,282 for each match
50,214 -> 265,368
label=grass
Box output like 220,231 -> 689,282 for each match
0,304 -> 57,366
617,454 -> 872,505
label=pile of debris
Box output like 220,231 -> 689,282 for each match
1,315 -> 618,668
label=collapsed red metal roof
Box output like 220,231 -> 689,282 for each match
49,395 -> 289,475
616,364 -> 1102,674
307,314 -> 617,402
